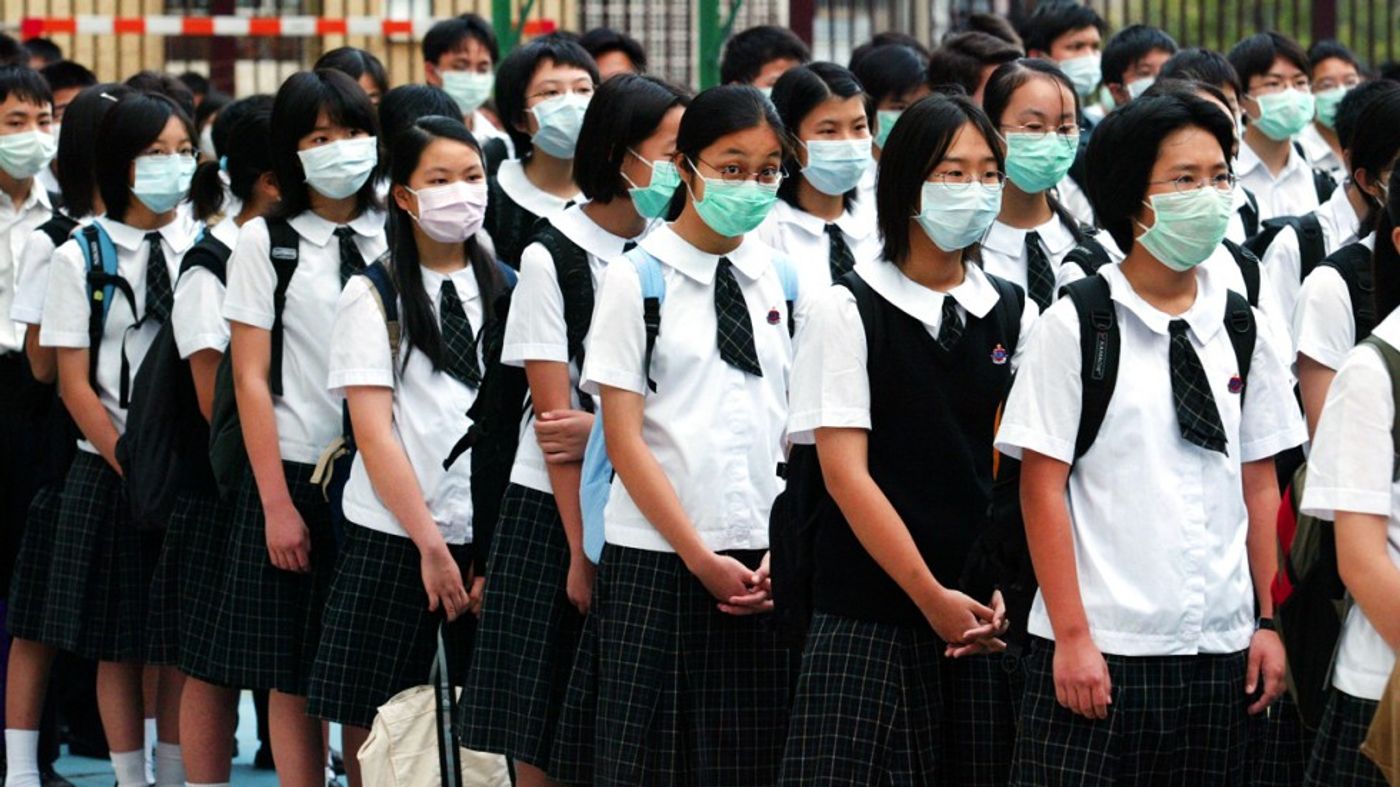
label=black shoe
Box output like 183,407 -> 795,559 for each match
253,743 -> 275,770
330,748 -> 344,776
40,766 -> 77,787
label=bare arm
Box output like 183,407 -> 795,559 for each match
1297,355 -> 1336,441
526,360 -> 595,612
24,325 -> 56,384
55,347 -> 121,474
189,349 -> 222,424
1243,457 -> 1286,713
1337,511 -> 1400,652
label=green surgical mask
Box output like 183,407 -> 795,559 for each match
624,153 -> 681,219
1251,89 -> 1316,141
875,109 -> 902,150
1004,132 -> 1079,194
687,160 -> 779,238
1314,86 -> 1350,129
1135,187 -> 1234,271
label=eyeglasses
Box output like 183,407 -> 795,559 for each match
691,157 -> 786,186
1001,123 -> 1081,140
929,171 -> 1007,189
1249,76 -> 1312,96
1148,173 -> 1238,193
1314,75 -> 1363,92
526,85 -> 594,102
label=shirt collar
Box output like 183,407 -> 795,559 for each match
288,208 -> 385,248
1319,184 -> 1362,245
1100,261 -> 1226,343
552,204 -> 634,260
496,158 -> 576,218
767,199 -> 874,241
637,224 -> 771,284
855,256 -> 1001,327
96,212 -> 200,253
209,215 -> 239,249
1237,139 -> 1309,182
421,263 -> 482,306
981,215 -> 1078,258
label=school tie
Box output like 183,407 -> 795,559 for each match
439,279 -> 482,388
937,295 -> 963,352
1025,230 -> 1055,312
825,223 -> 855,282
144,232 -> 172,324
714,258 -> 763,377
334,226 -> 366,286
1168,319 -> 1228,454
623,241 -> 637,253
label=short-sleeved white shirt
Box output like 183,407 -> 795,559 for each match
1237,141 -> 1322,222
755,200 -> 880,334
222,209 -> 388,464
981,214 -> 1084,297
1296,122 -> 1346,185
995,262 -> 1306,656
504,205 -> 634,494
40,213 -> 201,453
580,225 -> 795,554
1300,308 -> 1400,701
172,216 -> 238,359
10,214 -> 85,328
327,264 -> 482,545
1260,185 -> 1361,353
0,185 -> 52,353
469,110 -> 514,159
1293,234 -> 1376,371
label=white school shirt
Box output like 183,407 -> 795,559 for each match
504,205 -> 633,495
11,215 -> 87,327
469,110 -> 515,159
994,263 -> 1306,656
1300,308 -> 1400,701
1237,141 -> 1321,222
1295,123 -> 1346,185
982,214 -> 1085,296
853,166 -> 877,226
172,216 -> 238,359
1260,186 -> 1362,359
40,213 -> 201,453
788,258 -> 1038,445
496,158 -> 577,219
1053,176 -> 1096,227
222,209 -> 388,464
0,185 -> 52,354
327,265 -> 483,545
755,200 -> 880,333
580,225 -> 796,554
1293,234 -> 1377,371
1226,187 -> 1254,245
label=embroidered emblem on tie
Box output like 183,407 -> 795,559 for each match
990,343 -> 1009,366
1228,374 -> 1244,394
767,307 -> 781,325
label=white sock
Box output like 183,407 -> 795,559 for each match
112,748 -> 148,787
186,782 -> 231,787
155,741 -> 186,786
4,728 -> 42,787
145,717 -> 158,783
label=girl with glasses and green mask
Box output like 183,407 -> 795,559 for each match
551,84 -> 801,786
459,73 -> 689,787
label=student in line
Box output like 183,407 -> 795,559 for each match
759,63 -> 879,326
1230,32 -> 1324,221
420,15 -> 513,156
1298,40 -> 1364,184
35,59 -> 94,198
580,27 -> 647,81
1299,165 -> 1400,787
850,44 -> 930,211
37,90 -> 201,787
1100,24 -> 1178,107
780,92 -> 1036,786
997,91 -> 1306,784
552,85 -> 800,786
315,46 -> 389,106
719,25 -> 811,93
460,73 -> 688,787
925,31 -> 1022,105
199,69 -> 386,787
486,36 -> 597,267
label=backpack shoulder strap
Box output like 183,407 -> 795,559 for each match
1061,236 -> 1112,280
772,254 -> 800,337
1222,238 -> 1262,307
1062,275 -> 1119,459
483,137 -> 509,180
360,256 -> 401,372
533,222 -> 594,364
1297,213 -> 1327,280
1313,167 -> 1339,203
1223,289 -> 1257,401
985,273 -> 1025,355
264,218 -> 300,397
178,234 -> 232,284
1320,242 -> 1377,340
1361,335 -> 1400,479
38,213 -> 78,248
1240,189 -> 1260,239
628,248 -> 666,393
80,223 -> 136,397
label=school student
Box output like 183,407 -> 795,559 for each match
551,85 -> 799,786
579,27 -> 647,81
1298,40 -> 1364,184
200,69 -> 386,787
719,25 -> 811,92
850,44 -> 930,212
1298,170 -> 1400,787
485,36 -> 597,267
35,59 -> 94,199
421,15 -> 513,156
1017,0 -> 1108,109
996,92 -> 1306,784
758,63 -> 879,327
460,73 -> 687,787
780,92 -> 1036,786
33,90 -> 200,787
1100,24 -> 1178,106
315,46 -> 388,106
925,31 -> 1021,104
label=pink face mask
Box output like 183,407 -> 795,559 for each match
406,181 -> 488,244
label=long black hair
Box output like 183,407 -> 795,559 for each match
269,69 -> 380,220
388,115 -> 503,373
57,82 -> 132,218
663,84 -> 787,221
572,74 -> 690,203
1373,167 -> 1400,320
771,62 -> 865,211
190,100 -> 274,222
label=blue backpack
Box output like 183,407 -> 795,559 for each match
578,248 -> 799,563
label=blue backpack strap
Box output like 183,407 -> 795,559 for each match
359,258 -> 401,373
493,257 -> 519,288
628,248 -> 666,392
81,223 -> 133,396
579,412 -> 611,564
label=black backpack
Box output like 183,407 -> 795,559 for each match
37,212 -> 78,249
769,271 -> 1025,645
1064,234 -> 1263,307
1243,214 -> 1326,282
1314,241 -> 1377,341
117,234 -> 231,530
973,274 -> 1257,652
1293,140 -> 1340,204
208,218 -> 300,498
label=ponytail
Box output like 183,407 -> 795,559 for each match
189,159 -> 226,223
1371,168 -> 1400,321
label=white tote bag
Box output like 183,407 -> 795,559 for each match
357,628 -> 510,787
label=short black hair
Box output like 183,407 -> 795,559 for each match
1228,31 -> 1310,91
1101,24 -> 1177,86
494,36 -> 599,159
580,27 -> 648,73
379,84 -> 461,147
1335,79 -> 1400,152
666,84 -> 786,220
573,74 -> 687,203
124,70 -> 195,118
58,84 -> 131,217
1140,76 -> 1232,111
928,32 -> 1023,95
315,46 -> 389,97
422,14 -> 499,66
0,64 -> 52,108
955,13 -> 1023,48
1309,39 -> 1363,74
1161,47 -> 1243,100
22,37 -> 61,66
191,101 -> 274,221
209,93 -> 271,159
719,25 -> 811,85
270,69 -> 380,219
848,32 -> 931,70
195,91 -> 230,131
95,92 -> 196,222
771,63 -> 865,209
39,60 -> 96,92
1016,0 -> 1107,56
877,94 -> 1004,265
1084,92 -> 1234,251
852,44 -> 927,124
177,71 -> 210,98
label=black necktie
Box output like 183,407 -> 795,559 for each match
440,279 -> 482,388
825,223 -> 855,282
144,232 -> 172,324
714,258 -> 762,377
1025,230 -> 1055,311
1168,319 -> 1228,454
937,295 -> 963,351
623,241 -> 637,253
335,226 -> 366,286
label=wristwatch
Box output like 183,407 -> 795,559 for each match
1256,616 -> 1276,632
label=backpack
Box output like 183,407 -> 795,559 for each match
1065,234 -> 1263,307
77,223 -> 141,409
1243,214 -> 1326,282
769,271 -> 1025,645
1295,140 -> 1341,204
577,249 -> 799,563
981,274 -> 1257,652
37,212 -> 78,249
117,234 -> 231,530
207,218 -> 301,498
1315,241 -> 1377,342
482,137 -> 510,180
1238,189 -> 1262,240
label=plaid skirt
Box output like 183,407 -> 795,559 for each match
458,484 -> 584,769
945,646 -> 1023,786
1249,691 -> 1311,786
187,461 -> 336,695
146,490 -> 229,667
1010,637 -> 1249,787
306,523 -> 474,729
175,491 -> 235,676
33,452 -> 163,661
551,545 -> 794,787
1303,691 -> 1386,787
6,482 -> 62,641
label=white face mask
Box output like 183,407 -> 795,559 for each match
297,136 -> 378,200
528,93 -> 591,159
801,138 -> 872,196
0,129 -> 58,179
406,181 -> 489,244
442,71 -> 494,116
1126,76 -> 1156,100
914,180 -> 1003,252
1059,53 -> 1103,99
131,153 -> 196,214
